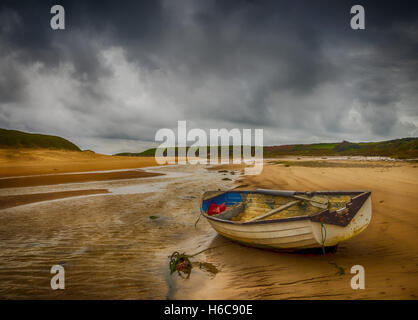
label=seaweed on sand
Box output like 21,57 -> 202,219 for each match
169,244 -> 229,278
169,252 -> 193,278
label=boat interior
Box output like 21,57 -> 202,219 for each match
201,191 -> 363,223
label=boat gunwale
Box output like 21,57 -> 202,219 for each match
201,190 -> 371,226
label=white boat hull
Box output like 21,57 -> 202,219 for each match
205,194 -> 372,250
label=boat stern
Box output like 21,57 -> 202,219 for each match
311,192 -> 372,247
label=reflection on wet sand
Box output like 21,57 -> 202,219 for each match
0,165 -> 236,299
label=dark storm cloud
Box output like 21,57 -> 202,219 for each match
0,0 -> 417,153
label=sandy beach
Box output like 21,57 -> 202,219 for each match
2,0 -> 418,307
199,159 -> 418,299
0,148 -> 159,177
0,153 -> 417,299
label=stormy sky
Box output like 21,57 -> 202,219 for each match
0,0 -> 417,154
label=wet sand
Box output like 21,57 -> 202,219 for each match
0,157 -> 417,299
0,164 -> 237,299
0,189 -> 109,210
0,170 -> 163,189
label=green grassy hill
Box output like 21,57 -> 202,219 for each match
117,138 -> 418,159
115,146 -> 236,158
0,128 -> 81,151
264,138 -> 418,159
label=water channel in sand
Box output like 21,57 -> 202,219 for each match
0,164 -> 240,299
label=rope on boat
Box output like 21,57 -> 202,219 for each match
194,211 -> 202,228
320,222 -> 327,255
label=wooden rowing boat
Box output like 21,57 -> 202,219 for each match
200,189 -> 372,251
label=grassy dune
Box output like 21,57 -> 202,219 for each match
116,138 -> 418,159
264,138 -> 418,158
0,128 -> 80,151
3,128 -> 417,159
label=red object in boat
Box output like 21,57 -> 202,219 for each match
208,203 -> 226,215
